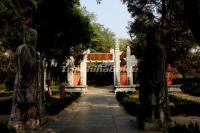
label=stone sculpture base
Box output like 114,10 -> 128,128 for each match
8,117 -> 47,130
114,85 -> 137,94
142,120 -> 173,131
143,121 -> 160,131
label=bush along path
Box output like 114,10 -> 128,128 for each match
170,92 -> 200,103
0,92 -> 81,132
45,92 -> 81,115
116,91 -> 200,132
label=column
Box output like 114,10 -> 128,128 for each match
80,49 -> 90,86
43,58 -> 47,91
68,69 -> 74,86
114,40 -> 120,86
110,49 -> 115,85
67,56 -> 74,86
126,46 -> 133,85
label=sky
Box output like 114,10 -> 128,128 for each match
80,0 -> 132,39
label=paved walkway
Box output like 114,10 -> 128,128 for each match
42,86 -> 139,133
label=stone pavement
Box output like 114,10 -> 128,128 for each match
42,86 -> 140,133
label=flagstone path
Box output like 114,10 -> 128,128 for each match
42,86 -> 140,133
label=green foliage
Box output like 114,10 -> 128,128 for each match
51,84 -> 59,91
80,7 -> 97,23
89,23 -> 115,52
80,8 -> 116,53
122,0 -> 196,63
45,92 -> 81,115
161,0 -> 196,63
116,92 -> 139,116
0,48 -> 15,91
130,34 -> 146,59
117,92 -> 200,117
0,84 -> 6,91
0,0 -> 38,49
0,0 -> 97,87
174,51 -> 200,78
180,80 -> 200,96
35,0 -> 94,63
0,0 -> 95,64
118,38 -> 129,52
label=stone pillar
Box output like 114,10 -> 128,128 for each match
67,56 -> 74,86
126,46 -> 133,85
114,40 -> 120,86
68,71 -> 74,86
68,71 -> 73,86
110,49 -> 115,85
43,58 -> 47,91
80,49 -> 89,86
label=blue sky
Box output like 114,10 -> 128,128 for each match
80,0 -> 132,39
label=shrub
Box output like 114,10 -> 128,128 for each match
180,79 -> 200,96
117,92 -> 200,117
168,122 -> 200,133
169,95 -> 200,116
116,92 -> 139,116
4,75 -> 15,91
0,84 -> 6,91
45,92 -> 81,115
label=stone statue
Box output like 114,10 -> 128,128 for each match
9,25 -> 47,130
138,27 -> 170,130
66,56 -> 75,86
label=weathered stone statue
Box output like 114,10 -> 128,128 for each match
138,27 -> 170,130
66,56 -> 75,86
8,25 -> 47,130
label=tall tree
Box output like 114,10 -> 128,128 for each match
34,0 -> 94,64
0,0 -> 38,49
89,23 -> 115,52
121,0 -> 173,127
118,38 -> 129,52
0,0 -> 38,89
122,0 -> 196,63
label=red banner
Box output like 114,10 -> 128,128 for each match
87,53 -> 113,61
